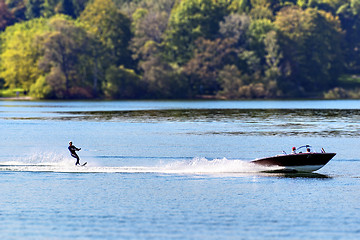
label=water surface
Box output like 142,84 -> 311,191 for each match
1,100 -> 360,239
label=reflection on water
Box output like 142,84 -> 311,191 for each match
3,108 -> 360,137
268,172 -> 332,179
58,108 -> 360,122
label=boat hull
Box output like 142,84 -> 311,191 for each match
251,153 -> 336,172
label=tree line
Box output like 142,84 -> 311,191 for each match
0,0 -> 360,99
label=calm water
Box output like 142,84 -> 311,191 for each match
1,100 -> 360,239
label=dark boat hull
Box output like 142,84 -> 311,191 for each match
251,153 -> 336,172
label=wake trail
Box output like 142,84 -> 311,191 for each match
0,155 -> 279,174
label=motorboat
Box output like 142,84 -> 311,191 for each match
251,145 -> 336,172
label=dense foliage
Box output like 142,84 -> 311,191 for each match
1,0 -> 360,99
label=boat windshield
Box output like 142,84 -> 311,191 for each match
297,145 -> 312,153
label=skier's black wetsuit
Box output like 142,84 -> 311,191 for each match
68,145 -> 81,165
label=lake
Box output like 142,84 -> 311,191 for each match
1,100 -> 360,239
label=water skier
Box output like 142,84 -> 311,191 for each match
68,141 -> 82,165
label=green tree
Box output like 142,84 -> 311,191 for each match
165,0 -> 230,64
131,8 -> 169,62
275,6 -> 343,96
219,13 -> 250,45
25,0 -> 43,19
118,0 -> 174,15
249,0 -> 273,19
228,0 -> 251,13
140,55 -> 188,98
0,18 -> 50,91
42,0 -> 56,17
79,0 -> 133,68
247,18 -> 274,59
337,1 -> 360,74
39,16 -> 93,98
183,37 -> 239,96
263,30 -> 283,97
217,65 -> 245,99
104,65 -> 143,99
42,0 -> 87,18
29,75 -> 52,98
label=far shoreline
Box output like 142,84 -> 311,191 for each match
0,96 -> 358,101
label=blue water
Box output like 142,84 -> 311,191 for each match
1,100 -> 360,239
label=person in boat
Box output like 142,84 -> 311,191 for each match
291,147 -> 296,154
68,141 -> 81,165
306,148 -> 311,153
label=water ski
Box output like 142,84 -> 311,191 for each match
81,162 -> 87,166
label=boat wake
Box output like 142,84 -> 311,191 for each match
0,154 -> 284,174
